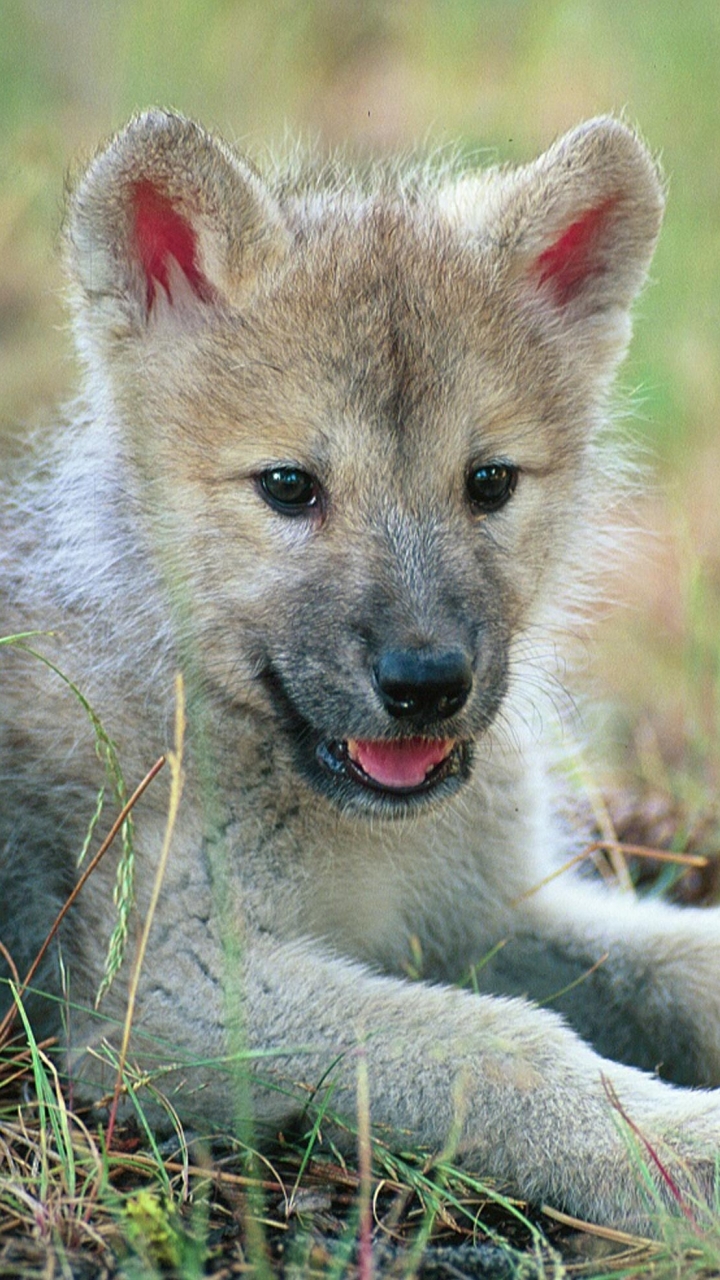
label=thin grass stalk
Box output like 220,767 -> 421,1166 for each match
106,676 -> 185,1149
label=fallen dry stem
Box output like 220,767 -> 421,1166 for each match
513,840 -> 709,905
540,1202 -> 655,1246
111,1152 -> 286,1195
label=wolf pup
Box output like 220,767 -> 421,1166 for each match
2,111 -> 720,1231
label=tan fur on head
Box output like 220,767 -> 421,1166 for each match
6,114 -> 720,1236
61,110 -> 664,652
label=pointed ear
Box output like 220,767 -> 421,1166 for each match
445,118 -> 664,372
65,110 -> 290,339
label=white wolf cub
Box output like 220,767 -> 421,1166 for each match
2,111 -> 720,1231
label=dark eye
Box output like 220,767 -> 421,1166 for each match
258,466 -> 321,515
466,462 -> 517,513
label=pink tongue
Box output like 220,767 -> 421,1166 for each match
348,738 -> 453,789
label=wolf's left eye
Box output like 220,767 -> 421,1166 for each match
258,466 -> 321,515
466,462 -> 518,513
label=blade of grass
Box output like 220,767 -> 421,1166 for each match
10,983 -> 76,1201
356,1046 -> 373,1280
106,675 -> 185,1149
12,642 -> 136,997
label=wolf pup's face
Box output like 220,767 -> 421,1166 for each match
67,113 -> 663,814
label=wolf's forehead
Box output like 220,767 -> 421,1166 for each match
288,202 -> 482,327
193,202 -> 562,465
260,209 -> 494,406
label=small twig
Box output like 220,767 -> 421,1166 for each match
512,840 -> 709,905
0,756 -> 166,1043
111,1152 -> 286,1194
541,1202 -> 654,1246
590,840 -> 709,867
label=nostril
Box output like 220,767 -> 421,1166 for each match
375,649 -> 473,721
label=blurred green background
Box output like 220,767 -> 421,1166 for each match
3,0 -> 720,795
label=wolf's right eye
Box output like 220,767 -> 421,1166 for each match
258,466 -> 320,515
466,462 -> 518,513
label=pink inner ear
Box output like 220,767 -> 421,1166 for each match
132,181 -> 212,311
534,197 -> 617,307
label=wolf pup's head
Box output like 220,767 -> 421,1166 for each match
66,113 -> 663,814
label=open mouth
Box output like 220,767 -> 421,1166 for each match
257,663 -> 473,807
316,735 -> 463,797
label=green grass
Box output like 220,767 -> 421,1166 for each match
3,998 -> 720,1278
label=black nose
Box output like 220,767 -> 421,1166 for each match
374,648 -> 473,721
